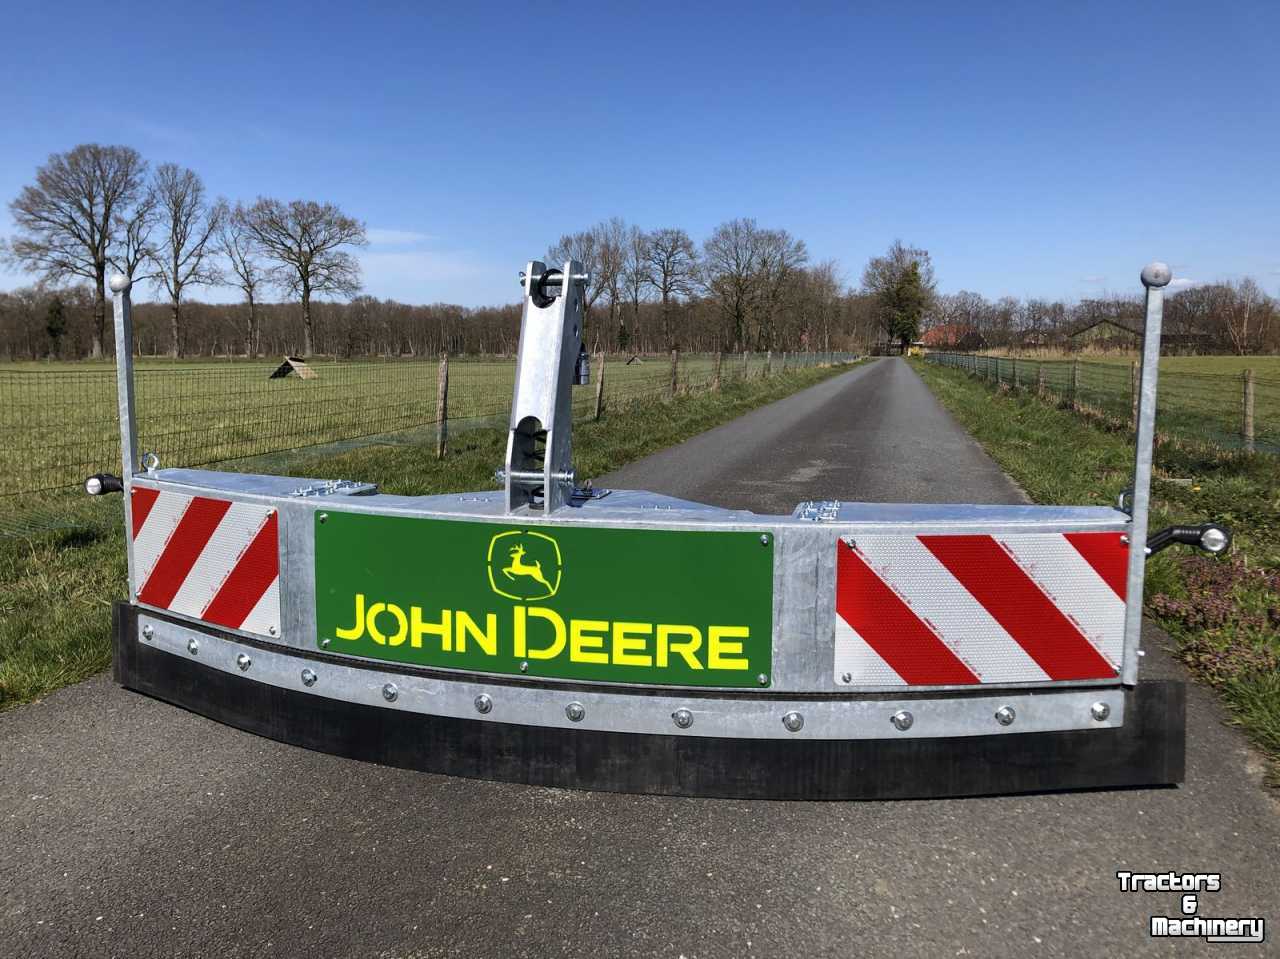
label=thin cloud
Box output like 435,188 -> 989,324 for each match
1081,275 -> 1106,284
1166,277 -> 1198,292
366,228 -> 434,246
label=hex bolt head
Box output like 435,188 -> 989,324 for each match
301,668 -> 318,687
474,694 -> 493,715
760,534 -> 770,546
141,624 -> 154,641
268,625 -> 278,636
519,661 -> 529,673
565,702 -> 586,723
995,706 -> 1016,726
840,672 -> 852,684
891,709 -> 914,732
318,512 -> 328,524
757,673 -> 769,686
782,711 -> 804,733
186,638 -> 199,656
1091,701 -> 1111,722
236,653 -> 251,671
320,638 -> 331,648
672,708 -> 694,729
382,683 -> 398,703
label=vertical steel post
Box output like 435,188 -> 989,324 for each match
1121,261 -> 1171,686
111,274 -> 139,593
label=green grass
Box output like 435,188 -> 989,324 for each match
0,352 -> 842,497
978,351 -> 1280,375
914,358 -> 1280,781
0,360 -> 859,711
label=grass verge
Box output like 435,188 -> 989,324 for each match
0,362 -> 860,711
914,359 -> 1280,781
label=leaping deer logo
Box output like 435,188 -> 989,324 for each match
503,544 -> 553,592
486,530 -> 562,600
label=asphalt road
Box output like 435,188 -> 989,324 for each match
2,358 -> 1276,958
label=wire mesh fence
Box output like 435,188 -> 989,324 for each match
0,350 -> 856,505
925,352 -> 1279,455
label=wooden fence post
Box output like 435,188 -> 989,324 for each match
742,350 -> 748,378
712,351 -> 723,392
1243,369 -> 1255,452
435,351 -> 449,459
1037,362 -> 1045,398
1011,357 -> 1018,390
781,351 -> 788,373
670,349 -> 679,398
1130,361 -> 1139,431
594,351 -> 606,420
1071,358 -> 1080,410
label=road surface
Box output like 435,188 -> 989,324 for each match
2,358 -> 1275,958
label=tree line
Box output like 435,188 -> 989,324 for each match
3,142 -> 1274,361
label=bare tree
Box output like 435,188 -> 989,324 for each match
702,218 -> 762,350
548,220 -> 628,348
110,189 -> 159,284
643,227 -> 698,348
861,240 -> 938,346
753,228 -> 808,349
6,144 -> 148,357
148,164 -> 224,357
620,226 -> 651,351
243,198 -> 366,355
216,202 -> 267,356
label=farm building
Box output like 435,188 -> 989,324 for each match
920,324 -> 987,351
1069,318 -> 1141,349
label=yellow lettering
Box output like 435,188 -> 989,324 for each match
657,624 -> 703,669
367,603 -> 409,646
335,593 -> 366,640
570,619 -> 609,664
456,611 -> 498,656
708,625 -> 750,670
516,607 -> 566,659
611,622 -> 653,667
411,607 -> 452,651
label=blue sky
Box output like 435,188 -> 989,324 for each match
2,0 -> 1276,306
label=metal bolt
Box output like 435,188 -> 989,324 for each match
760,534 -> 770,546
186,638 -> 199,655
474,694 -> 493,714
995,706 -> 1016,726
382,683 -> 398,702
141,624 -> 154,641
1091,701 -> 1111,722
318,512 -> 328,524
301,668 -> 317,687
840,672 -> 852,684
672,708 -> 694,729
236,653 -> 251,671
565,702 -> 586,723
320,637 -> 331,648
268,625 -> 278,636
757,673 -> 769,686
782,711 -> 804,733
891,709 -> 914,731
519,661 -> 529,673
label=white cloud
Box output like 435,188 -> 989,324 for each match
366,228 -> 434,246
1166,277 -> 1198,292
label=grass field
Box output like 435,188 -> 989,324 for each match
0,360 -> 858,711
927,351 -> 1280,455
0,352 -> 843,499
979,351 -> 1280,375
915,358 -> 1280,783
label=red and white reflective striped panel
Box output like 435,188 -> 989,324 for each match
834,533 -> 1127,686
130,487 -> 280,637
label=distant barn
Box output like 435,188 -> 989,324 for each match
268,357 -> 318,380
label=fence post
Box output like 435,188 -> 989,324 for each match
742,350 -> 748,377
1037,362 -> 1045,398
765,350 -> 772,378
670,349 -> 679,398
713,351 -> 723,392
1243,369 -> 1255,452
1130,361 -> 1139,431
594,351 -> 606,420
781,351 -> 788,373
1071,358 -> 1080,410
1011,357 -> 1018,390
436,351 -> 449,459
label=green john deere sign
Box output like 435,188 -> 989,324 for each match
314,512 -> 775,687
